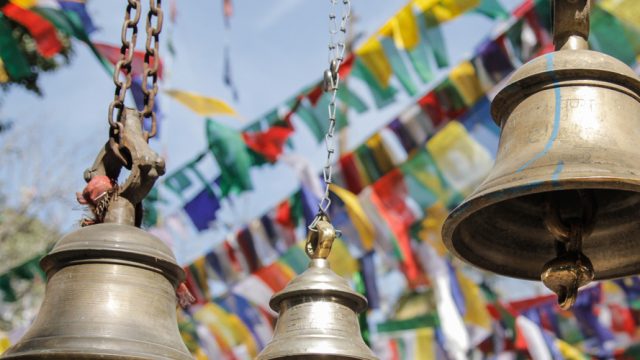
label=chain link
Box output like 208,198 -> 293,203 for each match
311,0 -> 351,231
107,0 -> 163,162
108,0 -> 141,135
142,0 -> 163,140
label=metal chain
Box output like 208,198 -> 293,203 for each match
108,0 -> 142,143
142,0 -> 163,140
310,0 -> 351,231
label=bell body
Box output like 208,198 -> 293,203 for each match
257,259 -> 377,360
3,223 -> 192,359
443,49 -> 640,280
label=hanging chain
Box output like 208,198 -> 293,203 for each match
107,0 -> 163,161
142,0 -> 163,140
310,0 -> 351,231
108,0 -> 142,147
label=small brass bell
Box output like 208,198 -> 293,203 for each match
257,216 -> 377,360
442,0 -> 640,307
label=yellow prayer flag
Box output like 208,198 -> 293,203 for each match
600,0 -> 640,27
392,5 -> 420,50
457,271 -> 492,330
413,0 -> 438,12
330,184 -> 376,251
556,339 -> 588,360
0,60 -> 8,84
427,121 -> 493,195
430,0 -> 480,23
194,303 -> 258,357
275,261 -> 296,281
415,328 -> 435,360
366,134 -> 394,174
449,61 -> 483,106
327,238 -> 359,277
0,336 -> 10,353
9,0 -> 37,8
164,89 -> 239,118
416,202 -> 449,255
355,37 -> 393,87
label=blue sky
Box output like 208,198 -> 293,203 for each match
1,0 -> 522,265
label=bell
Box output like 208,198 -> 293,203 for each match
2,223 -> 192,359
257,258 -> 377,360
442,0 -> 640,304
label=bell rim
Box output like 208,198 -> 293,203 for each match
269,287 -> 368,313
268,259 -> 368,313
442,176 -> 640,281
39,223 -> 185,286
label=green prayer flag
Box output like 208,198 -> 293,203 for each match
351,58 -> 398,109
59,9 -> 113,74
473,0 -> 510,20
533,0 -> 552,31
164,170 -> 193,197
289,190 -> 304,227
590,6 -> 637,65
336,85 -> 368,113
505,19 -> 527,63
264,109 -> 282,127
142,187 -> 161,228
376,314 -> 440,333
0,15 -> 33,80
421,12 -> 449,68
436,78 -> 468,115
206,119 -> 254,197
279,246 -> 308,274
355,145 -> 382,183
296,105 -> 325,142
400,148 -> 462,209
0,275 -> 16,302
313,93 -> 348,131
407,42 -> 435,83
381,37 -> 418,96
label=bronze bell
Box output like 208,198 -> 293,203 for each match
2,224 -> 192,359
3,108 -> 191,358
442,0 -> 640,307
257,218 -> 377,360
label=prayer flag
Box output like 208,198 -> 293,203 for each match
165,89 -> 238,117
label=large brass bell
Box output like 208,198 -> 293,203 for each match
2,224 -> 192,359
442,0 -> 640,307
257,216 -> 377,360
3,108 -> 191,358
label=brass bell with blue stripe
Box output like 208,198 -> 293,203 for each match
443,0 -> 640,309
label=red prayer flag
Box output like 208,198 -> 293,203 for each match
223,0 -> 233,18
339,153 -> 365,194
254,263 -> 292,293
1,3 -> 62,58
306,85 -> 323,106
275,200 -> 294,228
94,42 -> 164,79
370,169 -> 422,284
242,126 -> 293,163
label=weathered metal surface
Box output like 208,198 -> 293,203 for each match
257,259 -> 377,360
2,223 -> 191,359
84,108 -> 165,227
